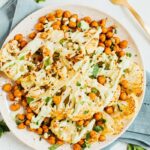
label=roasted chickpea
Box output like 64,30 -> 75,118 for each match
99,34 -> 106,42
37,127 -> 43,135
119,40 -> 128,49
90,130 -> 97,139
77,120 -> 84,126
53,96 -> 61,105
61,25 -> 69,31
17,123 -> 25,129
105,40 -> 112,47
73,144 -> 81,150
99,19 -> 106,27
28,32 -> 36,39
84,120 -> 89,126
20,40 -> 27,48
104,47 -> 111,55
98,42 -> 105,47
39,16 -> 47,24
14,89 -> 22,97
42,125 -> 49,133
120,92 -> 127,100
99,135 -> 106,142
63,10 -> 71,18
113,45 -> 121,52
52,24 -> 60,30
78,139 -> 84,146
94,112 -> 102,121
10,103 -> 20,111
106,31 -> 113,39
118,51 -> 125,57
8,92 -> 14,101
35,23 -> 44,31
2,83 -> 12,92
89,92 -> 97,101
71,14 -> 78,20
134,88 -> 142,96
14,34 -> 23,42
97,120 -> 104,126
26,107 -> 32,113
90,21 -> 98,28
114,37 -> 120,44
25,120 -> 30,126
17,114 -> 25,120
83,16 -> 92,24
21,99 -> 27,107
69,21 -> 76,28
47,13 -> 55,21
121,80 -> 128,89
26,113 -> 33,120
56,139 -> 64,145
105,106 -> 114,114
40,32 -> 48,39
102,27 -> 108,34
97,76 -> 106,85
55,9 -> 63,18
48,136 -> 56,144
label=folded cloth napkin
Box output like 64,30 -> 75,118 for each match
0,0 -> 150,149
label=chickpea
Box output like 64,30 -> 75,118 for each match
17,123 -> 25,129
94,112 -> 102,121
105,106 -> 114,114
21,99 -> 27,107
118,51 -> 125,57
89,93 -> 97,101
20,40 -> 27,48
55,9 -> 63,18
25,120 -> 31,126
73,144 -> 81,150
99,19 -> 106,27
28,32 -> 36,39
48,136 -> 56,144
99,135 -> 106,142
2,83 -> 12,92
13,85 -> 19,90
77,120 -> 84,126
17,114 -> 25,120
47,13 -> 55,21
8,92 -> 14,101
26,113 -> 33,120
97,121 -> 104,126
35,23 -> 44,31
37,127 -> 43,135
106,31 -> 113,38
14,89 -> 22,97
61,25 -> 69,31
120,92 -> 127,100
56,139 -> 64,145
83,16 -> 92,24
28,128 -> 35,132
104,47 -> 111,55
134,88 -> 142,96
71,14 -> 78,20
121,80 -> 128,89
39,16 -> 47,24
90,21 -> 98,28
119,40 -> 128,49
90,130 -> 97,139
69,21 -> 76,28
26,107 -> 32,113
44,117 -> 50,125
114,37 -> 120,44
84,120 -> 89,126
105,40 -> 112,47
40,32 -> 48,39
97,76 -> 106,85
99,34 -> 106,42
10,103 -> 20,111
42,125 -> 49,133
98,42 -> 105,47
63,10 -> 71,18
52,24 -> 60,30
78,139 -> 84,146
14,34 -> 23,42
113,45 -> 121,52
102,27 -> 108,34
53,96 -> 61,105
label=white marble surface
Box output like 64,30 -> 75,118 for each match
0,0 -> 150,150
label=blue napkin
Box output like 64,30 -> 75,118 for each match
0,0 -> 150,149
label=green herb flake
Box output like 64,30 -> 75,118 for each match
0,120 -> 9,137
59,39 -> 66,45
93,125 -> 104,132
91,88 -> 98,94
45,97 -> 51,104
82,141 -> 91,149
83,110 -> 89,114
126,52 -> 132,57
49,144 -> 60,150
76,82 -> 81,86
86,132 -> 90,140
35,0 -> 45,3
117,104 -> 123,112
100,118 -> 106,123
27,97 -> 34,104
44,57 -> 51,68
19,56 -> 25,60
92,64 -> 99,78
77,22 -> 81,28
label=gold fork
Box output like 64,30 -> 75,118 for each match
110,0 -> 150,39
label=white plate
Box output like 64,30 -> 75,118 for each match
0,4 -> 146,150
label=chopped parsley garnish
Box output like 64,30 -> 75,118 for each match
19,56 -> 25,60
76,82 -> 81,86
83,110 -> 89,114
86,132 -> 90,140
91,88 -> 98,94
49,144 -> 60,150
93,125 -> 104,132
77,22 -> 81,28
82,141 -> 91,149
45,97 -> 51,104
100,118 -> 106,123
0,120 -> 9,137
117,104 -> 123,112
126,52 -> 132,57
27,97 -> 34,104
92,64 -> 99,78
44,57 -> 51,68
127,144 -> 145,150
35,0 -> 45,3
59,39 -> 66,45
